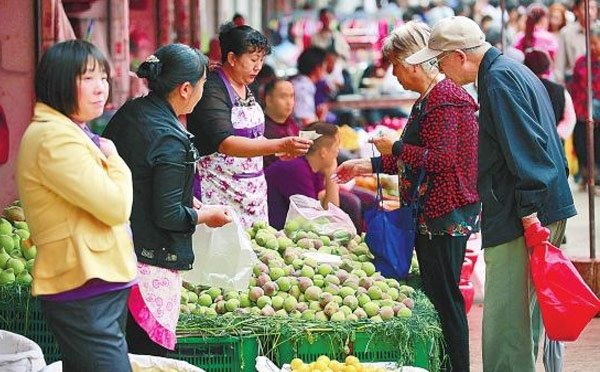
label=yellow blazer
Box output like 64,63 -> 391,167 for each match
17,103 -> 137,296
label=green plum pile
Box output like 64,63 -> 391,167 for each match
180,219 -> 417,322
0,201 -> 34,285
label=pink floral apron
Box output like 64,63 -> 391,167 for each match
196,68 -> 269,228
128,262 -> 181,350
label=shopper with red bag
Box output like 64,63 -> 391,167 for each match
406,16 -> 577,372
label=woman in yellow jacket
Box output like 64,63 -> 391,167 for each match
17,40 -> 136,372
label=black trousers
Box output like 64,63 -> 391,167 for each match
415,233 -> 470,372
573,120 -> 600,182
41,288 -> 132,372
126,310 -> 170,357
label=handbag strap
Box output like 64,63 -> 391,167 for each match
372,145 -> 428,207
409,150 -> 428,202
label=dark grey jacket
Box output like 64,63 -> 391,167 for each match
103,93 -> 198,270
477,47 -> 576,248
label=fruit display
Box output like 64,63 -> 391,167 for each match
339,125 -> 360,151
0,201 -> 34,285
289,355 -> 397,372
180,219 -> 417,322
354,175 -> 399,199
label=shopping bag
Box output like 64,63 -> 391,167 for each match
526,223 -> 600,341
184,210 -> 258,291
364,153 -> 427,279
285,194 -> 356,236
0,331 -> 46,372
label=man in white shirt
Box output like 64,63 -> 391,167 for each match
555,0 -> 598,84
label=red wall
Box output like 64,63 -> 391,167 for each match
0,1 -> 36,208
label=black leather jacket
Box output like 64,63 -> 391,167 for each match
103,93 -> 199,270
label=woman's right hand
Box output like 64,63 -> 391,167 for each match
196,205 -> 233,227
331,159 -> 372,184
278,137 -> 312,158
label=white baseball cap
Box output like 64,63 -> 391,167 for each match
405,16 -> 486,65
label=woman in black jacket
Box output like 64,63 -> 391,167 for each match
103,44 -> 231,356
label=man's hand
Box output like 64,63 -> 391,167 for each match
522,213 -> 550,248
522,213 -> 540,230
323,158 -> 338,178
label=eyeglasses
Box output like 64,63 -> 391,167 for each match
435,51 -> 454,65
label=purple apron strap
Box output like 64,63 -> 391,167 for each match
193,172 -> 203,201
216,68 -> 237,106
233,170 -> 265,180
234,125 -> 264,138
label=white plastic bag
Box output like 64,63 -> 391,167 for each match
0,331 -> 46,372
184,210 -> 258,291
255,356 -> 428,372
129,353 -> 204,372
285,195 -> 356,236
44,353 -> 204,372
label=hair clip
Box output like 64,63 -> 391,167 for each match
145,54 -> 160,63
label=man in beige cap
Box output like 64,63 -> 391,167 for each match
407,16 -> 577,372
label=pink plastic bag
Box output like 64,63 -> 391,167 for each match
526,223 -> 600,341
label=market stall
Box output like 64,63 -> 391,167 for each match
0,200 -> 445,372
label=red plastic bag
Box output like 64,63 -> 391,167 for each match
526,223 -> 600,341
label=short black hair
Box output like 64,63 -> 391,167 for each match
297,47 -> 327,76
219,24 -> 271,63
257,64 -> 275,81
137,43 -> 208,97
319,7 -> 332,18
524,49 -> 551,76
264,77 -> 289,97
35,40 -> 110,117
305,122 -> 339,154
233,13 -> 244,21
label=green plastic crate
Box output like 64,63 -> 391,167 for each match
276,331 -> 433,370
0,287 -> 61,363
352,332 -> 431,369
276,332 -> 348,365
168,335 -> 259,372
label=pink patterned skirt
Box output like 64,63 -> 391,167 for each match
128,262 -> 182,350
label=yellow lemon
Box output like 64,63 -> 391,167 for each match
291,358 -> 304,370
317,355 -> 331,364
311,369 -> 323,372
314,361 -> 329,371
345,356 -> 360,366
344,365 -> 358,372
329,361 -> 344,372
297,365 -> 311,372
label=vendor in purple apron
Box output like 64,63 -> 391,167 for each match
188,24 -> 312,228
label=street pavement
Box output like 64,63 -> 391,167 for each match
467,183 -> 600,372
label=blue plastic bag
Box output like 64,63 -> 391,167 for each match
364,153 -> 426,279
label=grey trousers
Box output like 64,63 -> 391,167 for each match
41,288 -> 132,372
